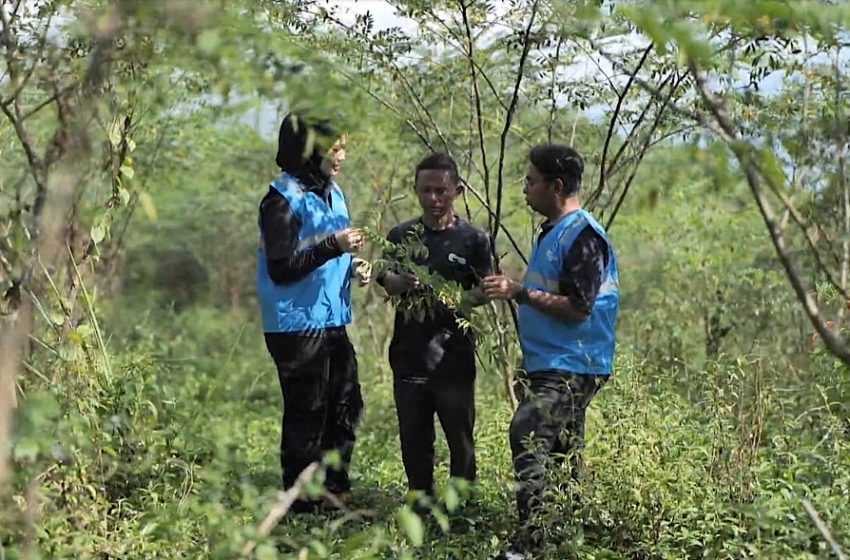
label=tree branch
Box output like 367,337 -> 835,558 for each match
689,58 -> 850,365
427,9 -> 509,113
21,84 -> 75,122
460,0 -> 493,233
493,0 -> 539,263
463,180 -> 527,265
241,463 -> 321,557
599,43 -> 654,190
802,499 -> 848,560
547,36 -> 564,144
6,11 -> 54,103
313,10 -> 452,152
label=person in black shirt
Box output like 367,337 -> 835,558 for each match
378,154 -> 493,504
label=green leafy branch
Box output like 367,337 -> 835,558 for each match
362,225 -> 478,333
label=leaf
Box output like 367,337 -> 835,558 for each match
118,187 -> 131,206
90,224 -> 107,244
396,506 -> 424,546
48,310 -> 66,327
254,544 -> 278,560
75,323 -> 94,339
120,165 -> 135,179
139,191 -> 158,222
443,484 -> 460,512
127,138 -> 136,152
107,119 -> 122,147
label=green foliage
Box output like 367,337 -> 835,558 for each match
3,1 -> 850,559
364,224 -> 472,327
4,305 -> 849,558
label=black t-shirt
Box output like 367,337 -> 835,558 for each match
379,217 -> 494,379
537,222 -> 610,315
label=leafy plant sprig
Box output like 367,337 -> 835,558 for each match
362,225 -> 477,332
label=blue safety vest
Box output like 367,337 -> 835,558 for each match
518,209 -> 619,374
257,174 -> 352,333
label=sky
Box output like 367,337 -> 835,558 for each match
317,0 -> 788,116
246,0 -> 825,139
328,0 -> 418,33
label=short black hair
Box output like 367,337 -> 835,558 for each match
414,153 -> 461,185
529,144 -> 584,197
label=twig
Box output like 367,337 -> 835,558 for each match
331,63 -> 435,151
463,181 -> 527,265
21,84 -> 75,122
493,0 -> 540,262
313,10 -> 452,152
594,43 -> 702,124
597,43 -> 654,196
426,7 -> 510,112
241,463 -> 320,557
768,171 -> 848,302
6,11 -> 54,103
802,499 -> 848,560
460,0 -> 493,232
604,72 -> 679,182
605,75 -> 679,227
547,36 -> 564,144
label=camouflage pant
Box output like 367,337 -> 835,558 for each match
265,327 -> 363,492
509,370 -> 607,524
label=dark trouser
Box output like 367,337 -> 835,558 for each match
265,327 -> 363,493
509,371 -> 606,525
392,372 -> 476,494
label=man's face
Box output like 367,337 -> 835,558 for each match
523,163 -> 556,215
320,136 -> 347,177
414,168 -> 460,219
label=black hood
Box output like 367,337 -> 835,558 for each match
275,113 -> 338,192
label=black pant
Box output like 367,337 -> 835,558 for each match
509,371 -> 606,524
265,327 -> 363,492
393,374 -> 476,494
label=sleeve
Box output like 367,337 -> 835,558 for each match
470,231 -> 495,285
558,225 -> 609,315
260,188 -> 343,285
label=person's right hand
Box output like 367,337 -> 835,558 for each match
334,228 -> 365,253
384,272 -> 421,295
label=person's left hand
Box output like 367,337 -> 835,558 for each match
482,274 -> 522,300
352,258 -> 372,286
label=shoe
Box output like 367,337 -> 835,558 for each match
290,498 -> 323,514
412,496 -> 433,518
325,470 -> 352,495
494,552 -> 527,560
493,529 -> 540,560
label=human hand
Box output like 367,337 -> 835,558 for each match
482,275 -> 522,300
352,258 -> 372,286
334,228 -> 365,253
384,271 -> 421,295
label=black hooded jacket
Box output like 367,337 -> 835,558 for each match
260,114 -> 344,285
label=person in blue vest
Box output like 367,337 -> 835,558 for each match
482,144 -> 619,558
257,113 -> 369,512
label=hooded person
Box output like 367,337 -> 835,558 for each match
257,112 -> 369,512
